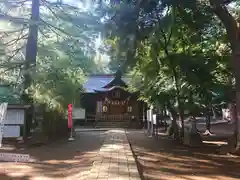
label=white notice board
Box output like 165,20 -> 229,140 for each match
147,110 -> 153,122
147,110 -> 150,121
3,125 -> 20,138
153,114 -> 157,125
72,108 -> 85,119
0,103 -> 8,147
5,109 -> 25,125
0,153 -> 30,162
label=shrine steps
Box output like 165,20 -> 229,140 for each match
94,121 -> 130,128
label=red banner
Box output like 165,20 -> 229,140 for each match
68,104 -> 72,128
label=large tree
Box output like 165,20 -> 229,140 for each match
0,0 -> 103,138
101,0 -> 234,143
0,0 -> 103,98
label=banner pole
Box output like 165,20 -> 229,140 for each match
68,104 -> 74,141
68,126 -> 74,141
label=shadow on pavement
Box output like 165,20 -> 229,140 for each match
0,131 -> 107,179
127,130 -> 240,180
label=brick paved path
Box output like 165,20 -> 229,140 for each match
85,129 -> 140,180
0,130 -> 140,180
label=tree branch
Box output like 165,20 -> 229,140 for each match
0,63 -> 24,75
209,0 -> 239,47
3,31 -> 28,47
0,13 -> 29,24
0,0 -> 29,4
3,45 -> 26,64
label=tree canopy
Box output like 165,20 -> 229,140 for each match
0,0 -> 107,111
98,0 -> 239,141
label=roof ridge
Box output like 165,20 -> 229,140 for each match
87,74 -> 131,78
88,74 -> 115,77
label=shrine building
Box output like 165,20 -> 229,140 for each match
80,70 -> 145,128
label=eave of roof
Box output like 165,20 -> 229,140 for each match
83,75 -> 130,93
93,86 -> 126,92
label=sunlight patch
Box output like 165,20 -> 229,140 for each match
107,129 -> 125,133
202,141 -> 228,145
1,164 -> 34,178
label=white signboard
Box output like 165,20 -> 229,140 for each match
72,108 -> 85,119
222,108 -> 230,121
5,109 -> 25,125
147,110 -> 153,122
0,102 -> 8,148
3,125 -> 20,138
0,153 -> 30,162
153,114 -> 157,125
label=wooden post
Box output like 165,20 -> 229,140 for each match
23,109 -> 27,140
146,110 -> 149,135
147,109 -> 151,135
143,105 -> 145,129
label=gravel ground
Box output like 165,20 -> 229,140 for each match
126,130 -> 240,180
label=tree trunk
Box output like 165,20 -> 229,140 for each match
203,94 -> 213,135
161,24 -> 184,139
209,0 -> 240,152
228,103 -> 234,123
162,105 -> 168,131
23,0 -> 40,95
169,112 -> 178,138
169,63 -> 184,139
206,110 -> 211,131
212,107 -> 217,119
204,106 -> 212,135
232,49 -> 240,153
22,0 -> 40,139
167,102 -> 180,140
178,102 -> 184,139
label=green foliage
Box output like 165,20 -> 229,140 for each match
29,49 -> 85,112
102,1 -> 233,119
0,0 -> 104,110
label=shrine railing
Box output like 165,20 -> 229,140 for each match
98,114 -> 133,121
83,114 -> 144,128
85,114 -> 141,122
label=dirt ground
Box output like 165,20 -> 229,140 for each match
0,131 -> 107,180
1,129 -> 239,180
126,130 -> 240,180
197,122 -> 234,135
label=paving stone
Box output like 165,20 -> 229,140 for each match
86,129 -> 140,180
88,173 -> 99,179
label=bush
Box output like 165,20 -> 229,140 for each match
42,110 -> 68,140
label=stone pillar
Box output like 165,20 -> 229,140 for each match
147,108 -> 153,136
149,106 -> 153,136
153,114 -> 157,137
146,109 -> 150,134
